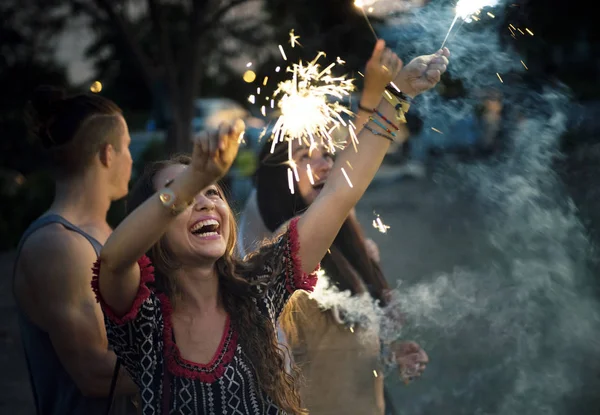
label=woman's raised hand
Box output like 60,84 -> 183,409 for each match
360,40 -> 404,109
393,48 -> 451,98
190,119 -> 245,183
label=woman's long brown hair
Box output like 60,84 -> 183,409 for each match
127,154 -> 306,414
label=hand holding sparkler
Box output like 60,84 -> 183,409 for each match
191,120 -> 245,183
360,40 -> 404,109
391,341 -> 429,383
393,48 -> 450,98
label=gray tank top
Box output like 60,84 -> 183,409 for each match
13,214 -> 135,415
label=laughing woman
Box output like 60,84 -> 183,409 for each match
92,46 -> 450,414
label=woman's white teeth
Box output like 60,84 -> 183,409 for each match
196,231 -> 218,237
190,219 -> 220,234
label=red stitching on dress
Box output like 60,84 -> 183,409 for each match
286,217 -> 319,294
157,292 -> 238,383
91,255 -> 155,325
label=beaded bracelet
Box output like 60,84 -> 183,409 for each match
369,116 -> 397,138
374,109 -> 400,131
363,122 -> 395,142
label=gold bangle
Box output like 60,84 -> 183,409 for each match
158,188 -> 194,216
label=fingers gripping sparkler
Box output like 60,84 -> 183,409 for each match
441,0 -> 499,48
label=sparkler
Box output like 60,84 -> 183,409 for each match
441,0 -> 499,48
372,213 -> 390,234
270,51 -> 356,153
247,30 -> 357,195
354,0 -> 379,41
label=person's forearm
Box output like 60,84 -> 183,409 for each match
324,98 -> 401,208
100,169 -> 209,273
353,93 -> 409,143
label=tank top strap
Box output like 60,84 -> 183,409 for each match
13,214 -> 104,286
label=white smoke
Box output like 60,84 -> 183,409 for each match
309,1 -> 600,414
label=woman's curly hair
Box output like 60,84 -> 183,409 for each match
127,154 -> 306,414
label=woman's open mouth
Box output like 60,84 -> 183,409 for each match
189,219 -> 221,238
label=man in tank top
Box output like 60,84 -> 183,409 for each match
12,87 -> 138,414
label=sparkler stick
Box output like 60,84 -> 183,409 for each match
354,0 -> 378,41
441,0 -> 499,48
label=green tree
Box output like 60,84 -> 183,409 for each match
0,0 -> 71,249
256,0 -> 385,97
70,0 -> 272,153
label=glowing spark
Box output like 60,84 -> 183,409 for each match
509,23 -> 516,30
373,370 -> 378,378
372,214 -> 390,234
431,127 -> 444,134
287,168 -> 295,194
472,15 -> 480,21
518,28 -> 525,35
275,66 -> 281,72
261,105 -> 266,116
270,53 -> 355,153
349,326 -> 355,333
496,73 -> 504,83
246,62 -> 253,68
289,29 -> 301,48
238,131 -> 245,144
353,0 -> 378,40
270,99 -> 275,108
368,6 -> 374,12
257,87 -> 261,95
278,45 -> 288,61
307,164 -> 315,185
336,57 -> 346,65
291,164 -> 300,183
525,28 -> 534,36
346,160 -> 353,170
521,60 -> 528,70
258,128 -> 268,142
358,71 -> 364,78
248,95 -> 256,104
341,167 -> 353,188
487,11 -> 495,17
441,0 -> 499,48
455,0 -> 499,20
263,76 -> 269,86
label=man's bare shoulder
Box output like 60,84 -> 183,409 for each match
16,223 -> 98,287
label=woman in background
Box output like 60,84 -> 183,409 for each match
239,41 -> 449,415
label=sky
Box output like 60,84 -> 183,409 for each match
53,0 -> 266,88
55,16 -> 95,85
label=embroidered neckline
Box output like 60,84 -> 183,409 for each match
157,292 -> 238,383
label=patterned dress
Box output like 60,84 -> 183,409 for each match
91,218 -> 318,415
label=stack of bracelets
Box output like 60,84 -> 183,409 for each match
358,84 -> 412,142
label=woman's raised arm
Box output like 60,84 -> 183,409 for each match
295,47 -> 450,274
97,121 -> 244,315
